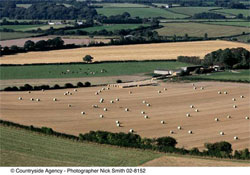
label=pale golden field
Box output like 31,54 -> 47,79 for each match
0,81 -> 249,150
0,40 -> 249,64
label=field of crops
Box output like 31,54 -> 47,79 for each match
187,70 -> 250,82
69,24 -> 149,33
167,7 -> 219,16
156,22 -> 249,37
96,7 -> 188,19
212,8 -> 250,17
1,40 -> 248,64
204,21 -> 250,27
0,61 -> 190,80
0,125 -> 161,166
0,32 -> 39,41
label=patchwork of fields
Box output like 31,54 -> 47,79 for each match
1,40 -> 248,64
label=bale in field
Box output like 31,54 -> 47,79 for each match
68,104 -> 71,107
161,120 -> 165,124
92,105 -> 98,108
103,108 -> 107,111
188,130 -> 192,134
220,131 -> 224,135
224,91 -> 228,94
170,130 -> 174,134
186,113 -> 190,117
215,118 -> 219,122
81,112 -> 85,115
95,92 -> 99,95
129,91 -> 132,94
116,120 -> 119,124
190,105 -> 194,108
232,98 -> 236,101
240,95 -> 244,98
195,109 -> 199,112
53,98 -> 57,101
164,88 -> 167,91
18,97 -> 22,100
233,105 -> 237,108
110,100 -> 114,104
129,129 -> 133,133
144,115 -> 148,119
141,111 -> 145,114
30,98 -> 34,101
36,99 -> 40,102
116,98 -> 119,101
146,103 -> 151,107
245,116 -> 249,120
193,87 -> 196,90
234,136 -> 238,140
177,126 -> 182,130
218,91 -> 221,94
227,115 -> 231,119
200,87 -> 204,90
100,114 -> 104,118
100,98 -> 104,103
125,108 -> 129,112
142,100 -> 146,104
158,90 -> 161,94
74,89 -> 77,92
117,123 -> 120,127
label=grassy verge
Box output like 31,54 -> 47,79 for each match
0,61 -> 192,80
0,125 -> 162,166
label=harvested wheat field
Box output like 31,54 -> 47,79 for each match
1,40 -> 249,64
0,81 -> 249,150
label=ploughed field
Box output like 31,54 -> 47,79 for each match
1,40 -> 249,64
1,81 -> 249,150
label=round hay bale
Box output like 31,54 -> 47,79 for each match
103,108 -> 107,111
142,100 -> 146,104
224,91 -> 228,94
232,98 -> 236,101
220,131 -> 224,135
146,103 -> 151,107
177,126 -> 182,130
18,97 -> 22,100
28,91 -> 31,94
163,88 -> 167,91
53,98 -> 57,101
36,99 -> 40,102
107,87 -> 110,90
129,129 -> 134,133
117,123 -> 120,127
129,91 -> 132,94
116,98 -> 119,101
188,130 -> 192,134
240,95 -> 244,98
81,111 -> 85,115
195,109 -> 199,112
102,88 -> 105,91
64,93 -> 67,96
218,91 -> 221,94
141,111 -> 145,114
245,116 -> 249,120
110,100 -> 114,104
161,120 -> 165,124
227,115 -> 231,119
30,98 -> 34,101
100,114 -> 104,118
234,136 -> 238,140
233,105 -> 237,108
125,108 -> 129,112
193,87 -> 196,90
74,89 -> 77,92
69,93 -> 72,95
190,105 -> 194,108
99,98 -> 104,103
92,105 -> 98,108
200,87 -> 204,90
215,118 -> 219,122
158,90 -> 161,94
68,104 -> 71,107
144,115 -> 148,119
192,83 -> 195,86
170,130 -> 174,134
186,113 -> 190,117
95,92 -> 99,95
116,120 -> 119,124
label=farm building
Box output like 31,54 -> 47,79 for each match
181,65 -> 203,73
108,80 -> 158,88
154,69 -> 183,76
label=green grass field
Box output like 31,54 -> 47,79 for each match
68,24 -> 149,33
96,7 -> 188,19
0,125 -> 162,166
0,61 -> 191,80
0,32 -> 39,41
204,21 -> 250,27
167,7 -> 219,16
0,24 -> 72,32
212,8 -> 250,17
156,22 -> 249,37
95,3 -> 149,8
188,70 -> 250,82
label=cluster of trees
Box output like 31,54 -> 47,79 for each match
203,47 -> 250,69
0,2 -> 97,20
1,119 -> 249,160
215,1 -> 247,9
0,37 -> 80,56
0,18 -> 45,25
192,12 -> 226,19
3,82 -> 91,91
97,12 -> 143,24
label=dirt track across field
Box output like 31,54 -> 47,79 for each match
1,40 -> 249,64
142,155 -> 250,166
0,81 -> 249,150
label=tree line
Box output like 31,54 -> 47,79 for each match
0,119 -> 249,160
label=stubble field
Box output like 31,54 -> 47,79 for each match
0,40 -> 249,64
0,81 -> 249,150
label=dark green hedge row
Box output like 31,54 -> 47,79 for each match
0,119 -> 249,160
3,82 -> 91,91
